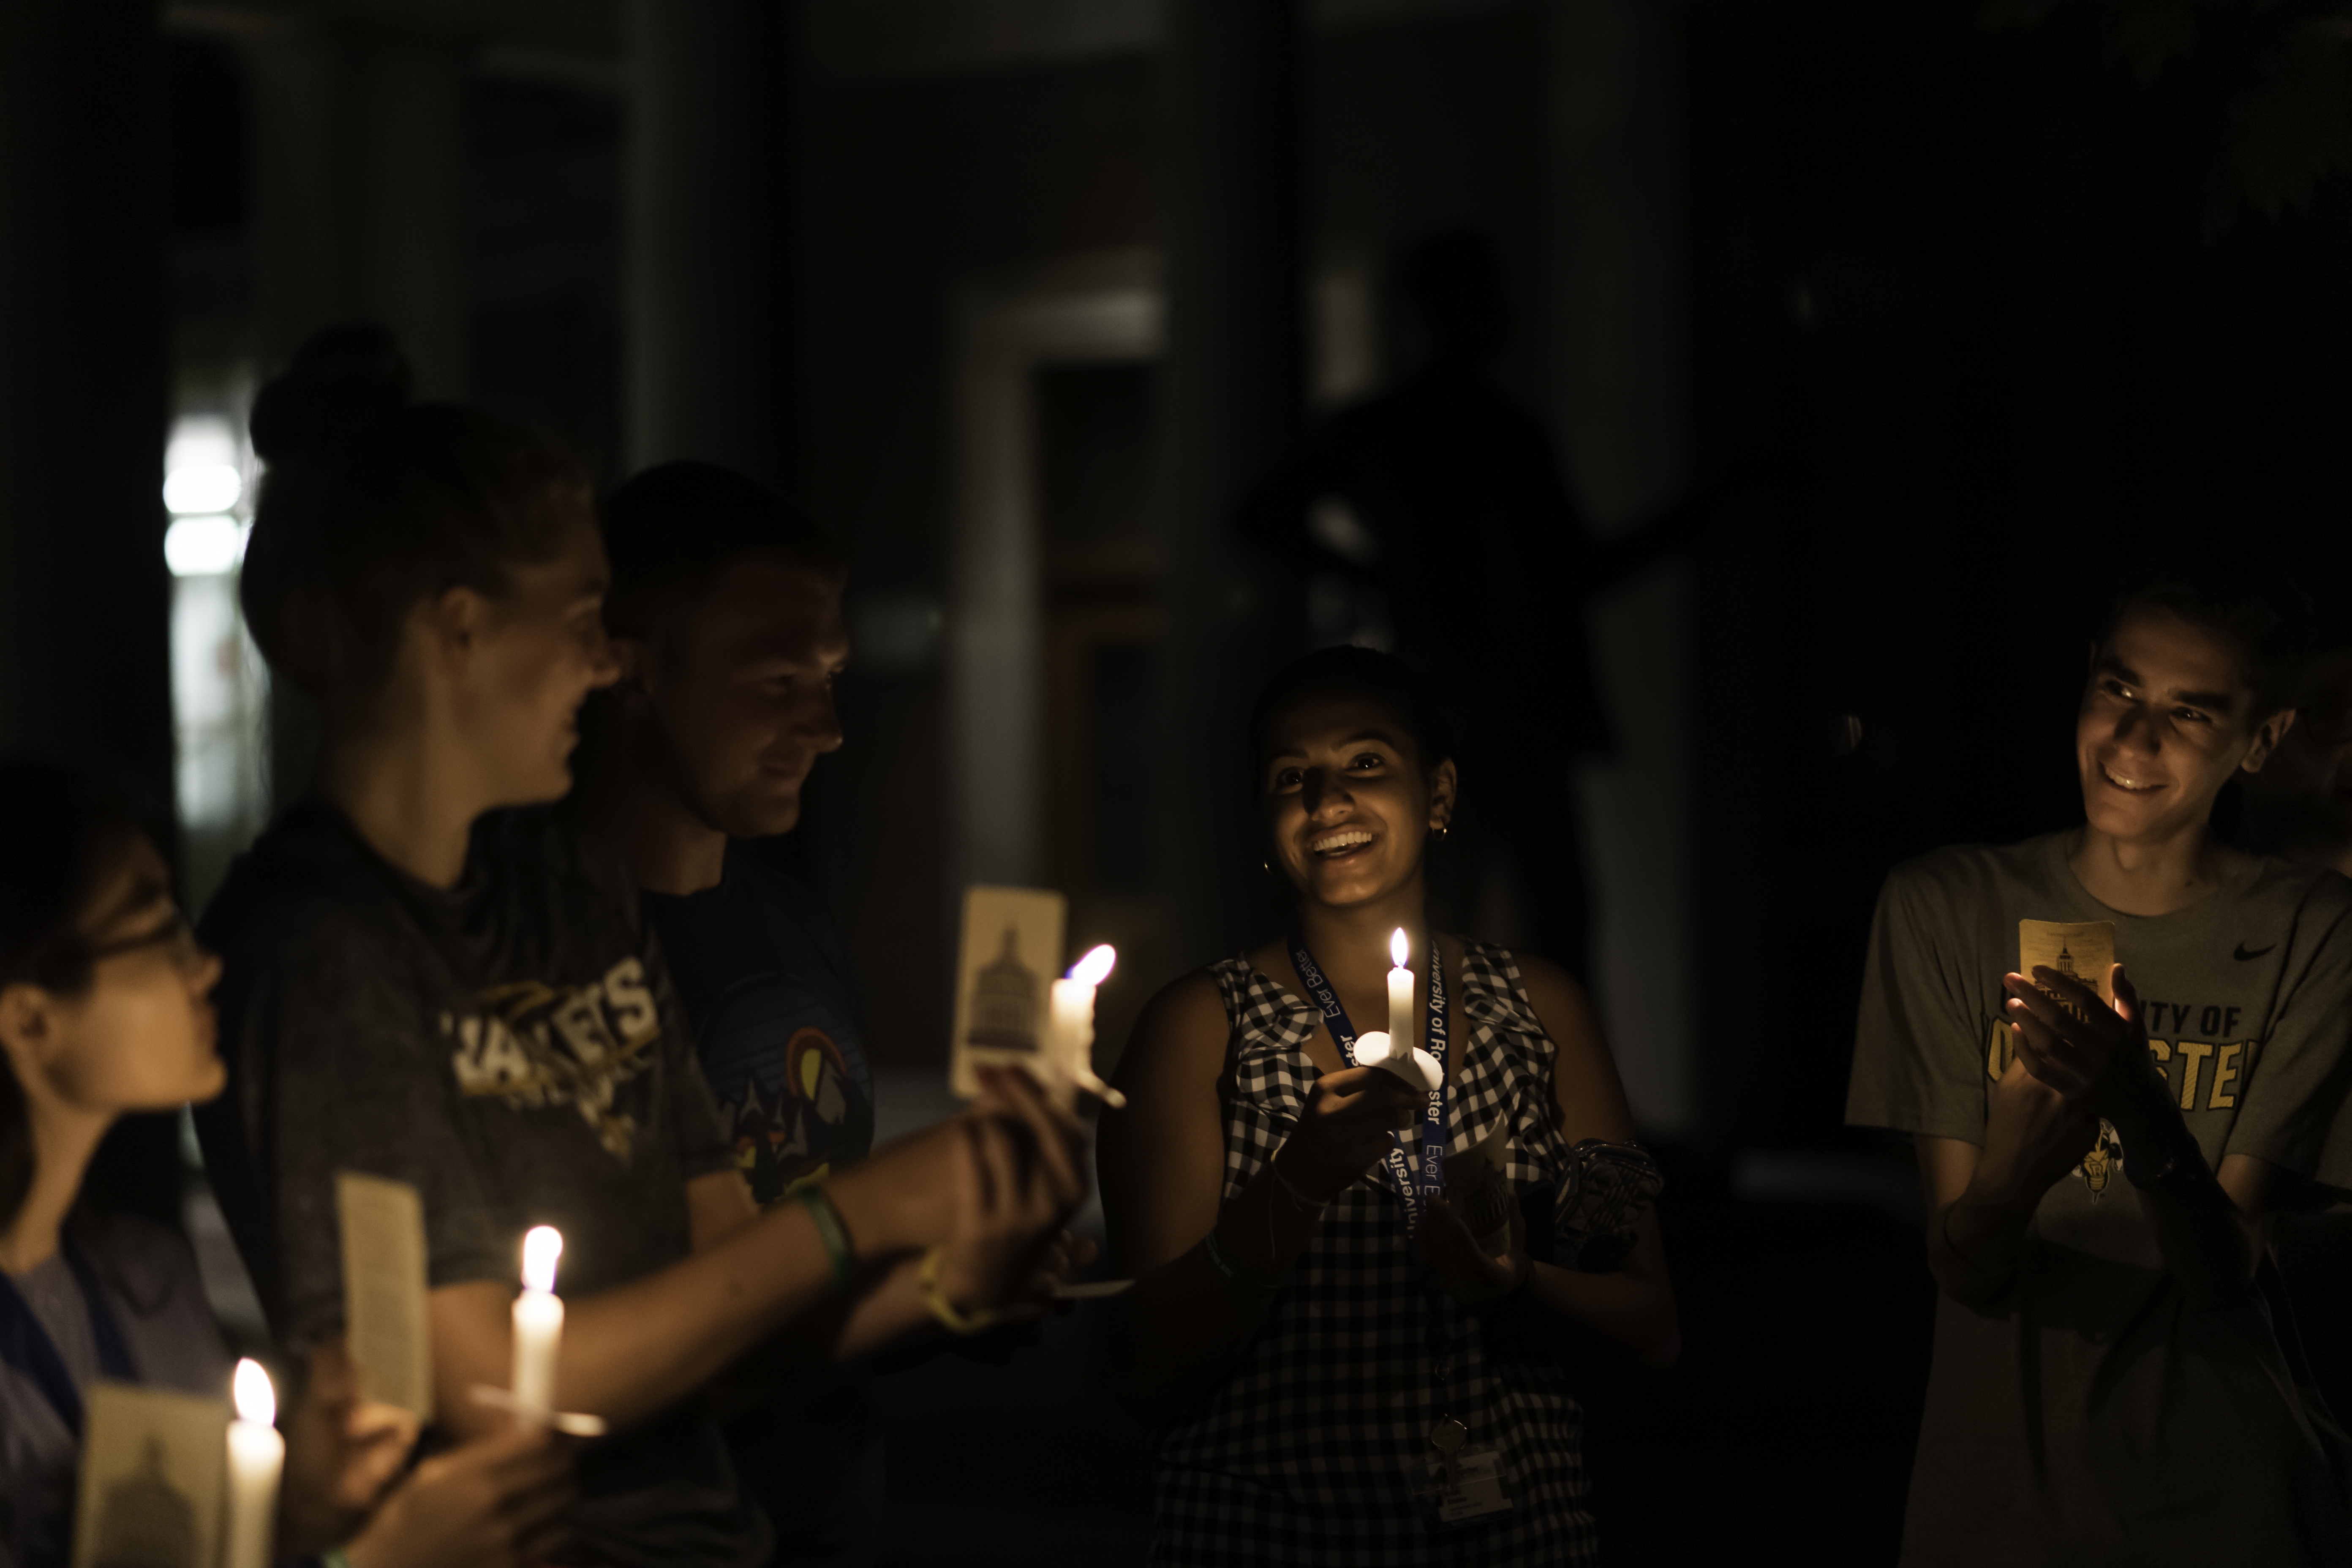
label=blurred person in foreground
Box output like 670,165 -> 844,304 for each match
2241,631 -> 2352,877
571,462 -> 1092,1566
2231,622 -> 2352,1452
0,757 -> 572,1568
1848,568 -> 2352,1563
193,327 -> 1087,1568
1098,646 -> 1677,1566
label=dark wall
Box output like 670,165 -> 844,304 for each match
803,49 -> 1160,1064
1686,0 -> 2352,1151
805,8 -> 1553,1066
470,78 -> 625,482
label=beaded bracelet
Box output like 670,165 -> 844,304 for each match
795,1186 -> 856,1291
918,1245 -> 1003,1335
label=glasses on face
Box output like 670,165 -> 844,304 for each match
81,908 -> 205,973
2300,695 -> 2352,750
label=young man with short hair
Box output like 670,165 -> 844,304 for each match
1848,572 -> 2352,1563
574,463 -> 1081,1568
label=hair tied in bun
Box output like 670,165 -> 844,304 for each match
248,323 -> 413,466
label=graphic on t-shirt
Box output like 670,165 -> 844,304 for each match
2074,1119 -> 2123,1197
440,955 -> 664,1159
697,976 -> 875,1208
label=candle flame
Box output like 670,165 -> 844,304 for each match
522,1225 -> 564,1293
233,1358 -> 275,1426
1391,928 -> 1409,969
1068,944 -> 1116,987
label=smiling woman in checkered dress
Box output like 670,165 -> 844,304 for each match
1098,647 -> 1680,1566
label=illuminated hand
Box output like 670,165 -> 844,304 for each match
275,1339 -> 419,1556
1979,1054 -> 2102,1204
343,1422 -> 577,1568
934,1066 -> 1092,1318
1274,1066 -> 1422,1203
2001,961 -> 2147,1109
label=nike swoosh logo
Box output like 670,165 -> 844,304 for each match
2235,942 -> 2277,961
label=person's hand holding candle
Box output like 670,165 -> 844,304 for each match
926,1064 -> 1094,1331
275,1339 -> 423,1557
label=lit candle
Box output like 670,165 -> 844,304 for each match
1387,928 -> 1414,1045
512,1225 -> 564,1430
1050,945 -> 1126,1108
223,1358 -> 283,1568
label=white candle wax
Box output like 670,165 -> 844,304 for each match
223,1359 -> 283,1568
1048,945 -> 1122,1105
512,1225 -> 565,1428
1049,978 -> 1094,1084
1387,928 -> 1414,1046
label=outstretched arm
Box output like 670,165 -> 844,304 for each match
429,1071 -> 1086,1437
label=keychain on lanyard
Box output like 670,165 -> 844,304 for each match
1285,928 -> 1450,1233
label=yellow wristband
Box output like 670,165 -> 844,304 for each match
918,1246 -> 1003,1335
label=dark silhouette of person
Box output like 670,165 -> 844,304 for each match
1243,230 -> 1698,980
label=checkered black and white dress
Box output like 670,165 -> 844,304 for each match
1149,939 -> 1599,1566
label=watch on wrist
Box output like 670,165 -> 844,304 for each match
2124,1142 -> 2205,1196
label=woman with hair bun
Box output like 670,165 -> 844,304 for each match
1098,645 -> 1679,1566
197,327 -> 1087,1568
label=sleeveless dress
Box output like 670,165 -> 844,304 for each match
1150,939 -> 1600,1566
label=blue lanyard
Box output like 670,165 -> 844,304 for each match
0,1236 -> 137,1438
1287,930 -> 1450,1234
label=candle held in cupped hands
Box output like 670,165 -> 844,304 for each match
224,1358 -> 284,1568
512,1225 -> 565,1429
1357,929 -> 1440,1093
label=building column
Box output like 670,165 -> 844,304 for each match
1544,0 -> 1697,1137
237,21 -> 471,803
356,41 -> 471,398
623,0 -> 795,491
1152,0 -> 1307,966
0,0 -> 175,810
241,24 -> 470,392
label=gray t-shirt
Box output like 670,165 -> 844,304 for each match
0,1210 -> 230,1568
1848,832 -> 2352,1565
196,802 -> 763,1568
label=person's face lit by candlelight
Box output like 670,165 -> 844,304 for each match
1259,696 -> 1457,910
443,509 -> 622,806
0,833 -> 225,1176
2076,607 -> 2295,848
614,558 -> 849,839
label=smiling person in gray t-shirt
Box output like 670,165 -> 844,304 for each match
1849,568 -> 2352,1565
